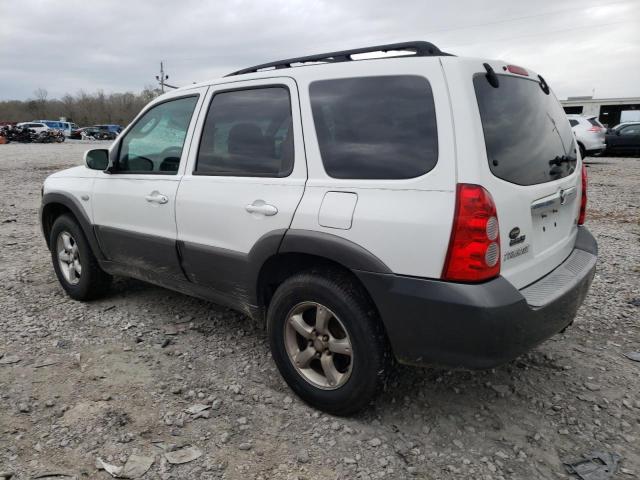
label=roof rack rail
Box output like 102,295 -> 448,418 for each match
225,41 -> 452,77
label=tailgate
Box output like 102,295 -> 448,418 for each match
446,58 -> 582,289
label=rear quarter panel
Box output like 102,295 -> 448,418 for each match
291,57 -> 456,278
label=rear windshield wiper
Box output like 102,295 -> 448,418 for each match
548,155 -> 572,166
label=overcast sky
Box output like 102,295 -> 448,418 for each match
1,0 -> 638,101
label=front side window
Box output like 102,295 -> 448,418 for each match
195,87 -> 293,177
116,96 -> 198,174
474,74 -> 576,186
309,75 -> 438,179
620,125 -> 640,136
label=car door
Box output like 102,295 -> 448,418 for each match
92,89 -> 206,280
176,78 -> 306,306
615,124 -> 640,153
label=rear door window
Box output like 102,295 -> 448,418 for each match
474,74 -> 576,186
195,87 -> 293,177
309,75 -> 438,179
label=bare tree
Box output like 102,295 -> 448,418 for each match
0,87 -> 161,125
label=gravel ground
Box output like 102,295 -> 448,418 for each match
1,142 -> 639,480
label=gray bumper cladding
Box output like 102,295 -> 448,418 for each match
356,227 -> 598,369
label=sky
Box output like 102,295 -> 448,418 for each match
1,0 -> 639,101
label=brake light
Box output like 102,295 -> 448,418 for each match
442,184 -> 501,282
506,65 -> 529,76
588,126 -> 602,132
578,163 -> 587,225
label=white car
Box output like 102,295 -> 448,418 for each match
34,120 -> 78,137
17,122 -> 49,134
567,114 -> 606,157
40,41 -> 597,415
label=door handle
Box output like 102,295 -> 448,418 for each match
245,200 -> 278,216
145,192 -> 169,204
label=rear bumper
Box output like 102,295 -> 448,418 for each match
357,227 -> 597,369
582,139 -> 606,153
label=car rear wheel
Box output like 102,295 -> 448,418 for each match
50,214 -> 112,300
267,269 -> 390,415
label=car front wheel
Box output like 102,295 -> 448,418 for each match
50,214 -> 111,300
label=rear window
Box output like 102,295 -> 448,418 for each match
309,75 -> 438,179
474,74 -> 577,186
587,117 -> 603,128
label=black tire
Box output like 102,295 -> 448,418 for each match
50,214 -> 111,300
267,268 -> 390,416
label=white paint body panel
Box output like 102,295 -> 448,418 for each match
441,57 -> 581,288
43,166 -> 98,221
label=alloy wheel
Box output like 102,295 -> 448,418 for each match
57,231 -> 81,285
284,302 -> 353,390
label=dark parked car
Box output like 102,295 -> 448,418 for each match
605,122 -> 640,155
95,124 -> 123,135
69,127 -> 117,140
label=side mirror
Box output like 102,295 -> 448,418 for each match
616,130 -> 621,136
84,149 -> 109,170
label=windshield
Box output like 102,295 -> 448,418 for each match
474,74 -> 577,186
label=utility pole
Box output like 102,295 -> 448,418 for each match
156,61 -> 169,93
155,61 -> 178,92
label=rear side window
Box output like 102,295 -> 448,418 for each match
474,74 -> 577,186
569,119 -> 579,127
309,75 -> 438,179
195,87 -> 293,177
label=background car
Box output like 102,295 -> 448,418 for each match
69,126 -> 117,140
35,120 -> 77,137
567,114 -> 606,158
605,122 -> 640,155
94,124 -> 122,135
17,122 -> 49,134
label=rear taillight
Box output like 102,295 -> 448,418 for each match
442,184 -> 501,282
588,126 -> 602,132
578,163 -> 588,225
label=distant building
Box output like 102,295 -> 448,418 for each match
561,96 -> 640,127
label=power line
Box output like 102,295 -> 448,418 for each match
155,61 -> 178,92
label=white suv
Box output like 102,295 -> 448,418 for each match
40,42 -> 597,415
566,114 -> 606,157
17,122 -> 49,134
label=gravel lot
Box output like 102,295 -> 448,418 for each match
1,142 -> 639,480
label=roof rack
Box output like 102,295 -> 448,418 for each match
225,41 -> 452,77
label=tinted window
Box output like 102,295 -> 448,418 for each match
620,125 -> 640,135
195,87 -> 293,177
587,117 -> 603,128
474,74 -> 577,186
568,119 -> 579,127
309,76 -> 438,179
116,96 -> 198,174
